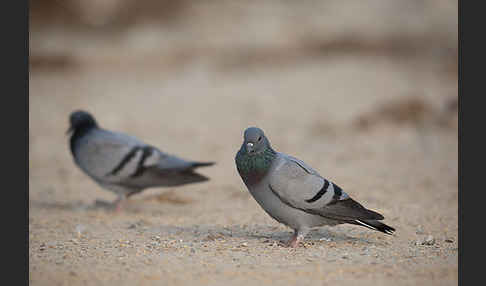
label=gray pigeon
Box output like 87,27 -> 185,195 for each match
67,110 -> 215,211
235,127 -> 394,247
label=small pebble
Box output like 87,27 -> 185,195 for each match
46,241 -> 57,248
422,235 -> 435,245
413,235 -> 435,246
203,234 -> 220,242
416,225 -> 425,235
75,225 -> 87,236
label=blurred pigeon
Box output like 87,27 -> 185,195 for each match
67,110 -> 215,211
235,127 -> 394,247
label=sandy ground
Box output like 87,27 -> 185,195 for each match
29,1 -> 457,285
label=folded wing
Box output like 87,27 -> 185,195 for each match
269,155 -> 384,221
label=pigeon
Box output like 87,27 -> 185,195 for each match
67,110 -> 215,211
235,127 -> 394,247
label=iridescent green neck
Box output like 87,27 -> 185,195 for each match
235,145 -> 277,181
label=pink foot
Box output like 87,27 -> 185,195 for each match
286,233 -> 303,248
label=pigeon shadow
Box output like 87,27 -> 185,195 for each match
141,223 -> 380,247
29,199 -> 117,212
30,200 -> 384,246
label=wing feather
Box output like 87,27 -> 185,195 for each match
269,154 -> 383,221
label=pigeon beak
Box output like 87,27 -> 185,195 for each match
246,142 -> 254,153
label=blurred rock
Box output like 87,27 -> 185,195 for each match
30,0 -> 186,28
353,96 -> 457,131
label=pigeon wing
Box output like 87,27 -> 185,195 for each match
269,155 -> 383,221
74,129 -> 161,183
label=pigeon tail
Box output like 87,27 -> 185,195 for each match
190,161 -> 216,168
352,219 -> 395,235
179,170 -> 211,184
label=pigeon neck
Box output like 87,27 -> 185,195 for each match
236,145 -> 277,185
69,125 -> 96,155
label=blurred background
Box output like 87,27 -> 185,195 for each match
30,0 -> 457,128
29,1 -> 458,285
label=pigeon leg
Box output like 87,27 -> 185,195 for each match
286,229 -> 308,248
286,233 -> 300,248
112,195 -> 127,213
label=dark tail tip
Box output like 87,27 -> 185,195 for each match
354,220 -> 395,235
375,222 -> 395,235
191,161 -> 216,168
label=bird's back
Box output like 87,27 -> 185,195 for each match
73,128 -> 213,191
72,128 -> 146,182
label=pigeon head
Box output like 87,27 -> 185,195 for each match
67,110 -> 98,135
242,127 -> 270,156
235,127 -> 277,182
